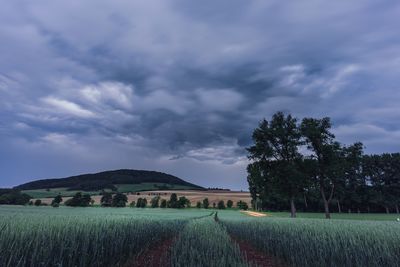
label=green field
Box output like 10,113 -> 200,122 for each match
261,211 -> 400,221
114,183 -> 199,192
22,183 -> 199,198
0,206 -> 399,266
21,187 -> 103,198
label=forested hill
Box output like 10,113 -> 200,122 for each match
14,169 -> 203,192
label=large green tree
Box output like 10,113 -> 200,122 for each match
363,153 -> 400,214
300,117 -> 346,219
248,112 -> 305,218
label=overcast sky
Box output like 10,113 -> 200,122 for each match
1,1 -> 399,189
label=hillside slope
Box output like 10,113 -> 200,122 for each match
15,169 -> 203,193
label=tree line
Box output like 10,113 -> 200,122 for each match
41,192 -> 249,210
247,112 -> 400,218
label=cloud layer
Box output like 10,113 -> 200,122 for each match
1,1 -> 400,189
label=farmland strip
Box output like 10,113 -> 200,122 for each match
222,217 -> 400,267
169,216 -> 248,267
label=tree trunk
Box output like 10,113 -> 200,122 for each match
290,198 -> 296,218
348,208 -> 351,213
385,206 -> 390,214
337,200 -> 341,213
367,206 -> 370,213
320,186 -> 331,219
395,204 -> 399,214
357,208 -> 360,214
303,193 -> 308,210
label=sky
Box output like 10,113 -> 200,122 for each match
1,1 -> 400,190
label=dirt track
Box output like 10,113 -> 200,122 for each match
241,211 -> 268,217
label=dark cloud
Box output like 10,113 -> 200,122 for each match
1,1 -> 400,189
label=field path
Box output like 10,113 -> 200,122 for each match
241,210 -> 268,217
125,237 -> 174,267
231,236 -> 287,267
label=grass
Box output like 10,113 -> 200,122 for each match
259,211 -> 400,221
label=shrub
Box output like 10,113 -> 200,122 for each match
65,193 -> 92,207
101,192 -> 113,207
178,196 -> 190,208
150,196 -> 160,208
237,200 -> 249,210
168,193 -> 179,208
227,200 -> 233,208
160,199 -> 167,208
136,198 -> 147,208
51,195 -> 63,206
129,201 -> 136,208
112,193 -> 128,207
202,198 -> 209,209
217,200 -> 226,209
196,201 -> 202,208
0,191 -> 31,205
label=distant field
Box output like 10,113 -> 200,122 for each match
22,183 -> 203,198
35,189 -> 253,208
115,183 -> 199,192
21,187 -> 103,198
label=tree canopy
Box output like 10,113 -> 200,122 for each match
247,112 -> 400,218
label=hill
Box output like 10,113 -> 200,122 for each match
14,169 -> 204,198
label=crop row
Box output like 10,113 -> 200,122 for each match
0,213 -> 184,267
222,217 -> 400,267
169,214 -> 248,267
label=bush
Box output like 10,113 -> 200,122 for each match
168,193 -> 179,208
227,200 -> 233,208
34,199 -> 42,206
178,196 -> 190,208
65,193 -> 92,207
237,200 -> 248,210
112,193 -> 128,207
218,200 -> 226,209
129,201 -> 136,208
150,196 -> 160,208
51,195 -> 63,206
136,198 -> 147,208
100,192 -> 113,207
202,198 -> 209,209
0,191 -> 31,205
196,201 -> 202,208
160,199 -> 167,208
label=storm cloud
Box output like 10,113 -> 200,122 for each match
1,1 -> 400,189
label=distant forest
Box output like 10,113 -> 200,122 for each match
247,112 -> 400,218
